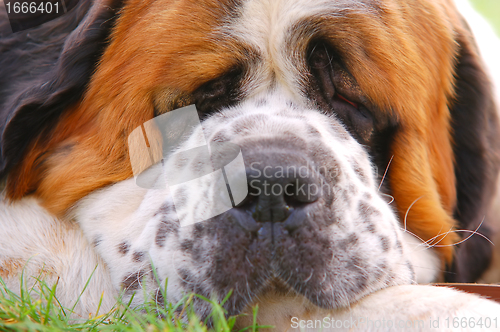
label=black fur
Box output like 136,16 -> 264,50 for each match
446,32 -> 500,282
0,0 -> 124,178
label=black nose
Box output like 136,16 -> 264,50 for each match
235,155 -> 321,227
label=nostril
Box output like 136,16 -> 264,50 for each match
285,190 -> 305,208
235,191 -> 256,210
283,179 -> 320,207
235,182 -> 261,210
229,208 -> 260,232
283,208 -> 307,231
285,187 -> 308,208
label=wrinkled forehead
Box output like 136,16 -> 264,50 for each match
101,0 -> 457,120
226,0 -> 457,113
224,0 -> 381,99
229,0 -> 387,55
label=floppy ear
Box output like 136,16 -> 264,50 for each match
389,8 -> 500,279
0,0 -> 123,180
386,3 -> 500,272
445,23 -> 500,282
385,7 -> 460,264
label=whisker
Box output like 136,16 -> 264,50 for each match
381,193 -> 395,204
408,217 -> 493,250
422,226 -> 452,247
323,45 -> 335,67
307,43 -> 319,61
400,228 -> 433,250
432,217 -> 493,247
403,196 -> 424,231
433,230 -> 493,247
378,155 -> 394,192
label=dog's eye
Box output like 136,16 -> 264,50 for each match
308,42 -> 374,143
337,93 -> 358,108
192,67 -> 244,118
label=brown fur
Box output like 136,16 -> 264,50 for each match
311,0 -> 461,261
4,0 -> 493,265
0,259 -> 23,279
7,0 -> 244,215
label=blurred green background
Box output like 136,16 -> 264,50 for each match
470,0 -> 500,36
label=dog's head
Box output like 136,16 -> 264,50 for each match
1,0 -> 499,321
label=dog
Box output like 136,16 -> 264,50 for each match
1,0 -> 500,330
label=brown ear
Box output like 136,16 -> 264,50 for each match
445,20 -> 500,282
388,4 -> 500,277
386,8 -> 461,263
389,100 -> 459,263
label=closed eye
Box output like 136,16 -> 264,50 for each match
337,93 -> 358,109
307,41 -> 374,143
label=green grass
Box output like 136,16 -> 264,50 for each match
0,274 -> 271,332
469,0 -> 500,36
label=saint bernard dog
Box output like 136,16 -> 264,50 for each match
1,0 -> 500,330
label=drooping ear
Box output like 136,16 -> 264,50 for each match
445,20 -> 500,282
389,106 -> 459,264
385,5 -> 461,264
386,3 -> 500,275
0,0 -> 124,179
